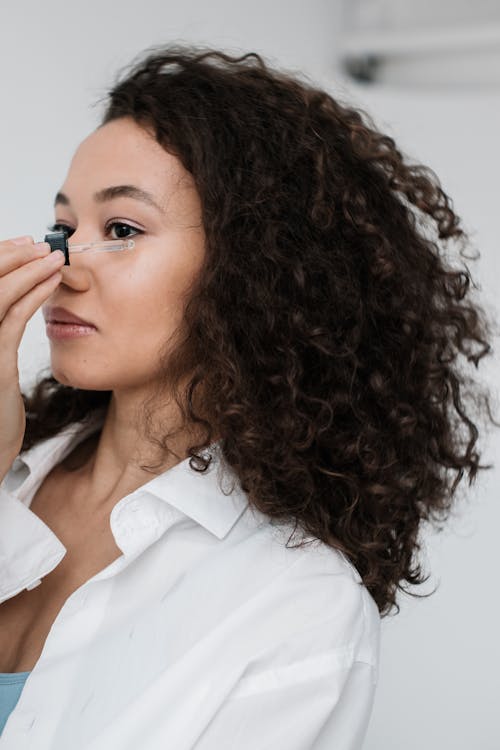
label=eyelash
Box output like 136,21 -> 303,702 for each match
46,221 -> 144,240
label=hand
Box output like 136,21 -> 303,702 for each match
0,235 -> 65,469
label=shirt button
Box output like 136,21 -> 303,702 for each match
128,499 -> 140,512
25,578 -> 42,591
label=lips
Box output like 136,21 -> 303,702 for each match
43,305 -> 95,328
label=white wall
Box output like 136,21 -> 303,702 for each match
1,2 -> 498,748
333,80 -> 500,750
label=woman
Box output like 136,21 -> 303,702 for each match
0,44 -> 497,748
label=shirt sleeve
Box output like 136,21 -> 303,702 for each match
192,644 -> 377,750
0,485 -> 67,604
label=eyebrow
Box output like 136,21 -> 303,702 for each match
54,184 -> 163,214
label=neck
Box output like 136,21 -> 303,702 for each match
59,395 -> 211,514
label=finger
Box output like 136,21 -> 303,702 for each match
0,251 -> 65,320
0,269 -> 63,357
0,239 -> 51,277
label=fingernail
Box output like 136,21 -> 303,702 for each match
11,235 -> 31,245
49,249 -> 65,261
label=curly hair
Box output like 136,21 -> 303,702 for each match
22,43 -> 500,618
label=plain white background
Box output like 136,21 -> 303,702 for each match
1,2 -> 499,747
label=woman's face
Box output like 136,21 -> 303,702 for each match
42,116 -> 206,392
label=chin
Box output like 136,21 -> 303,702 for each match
49,369 -> 107,391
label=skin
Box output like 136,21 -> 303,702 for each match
41,116 -> 209,515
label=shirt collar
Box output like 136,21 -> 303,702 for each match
8,408 -> 249,541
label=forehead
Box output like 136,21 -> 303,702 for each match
63,117 -> 198,215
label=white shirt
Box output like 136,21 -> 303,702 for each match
0,407 -> 380,749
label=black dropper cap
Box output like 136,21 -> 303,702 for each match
43,229 -> 70,265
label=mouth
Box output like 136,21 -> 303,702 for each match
48,319 -> 96,327
43,305 -> 96,328
45,320 -> 98,340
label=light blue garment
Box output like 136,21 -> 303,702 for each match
0,671 -> 31,735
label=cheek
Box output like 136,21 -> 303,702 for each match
48,249 -> 204,390
105,255 -> 197,346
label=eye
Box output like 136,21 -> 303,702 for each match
46,221 -> 144,240
105,222 -> 143,240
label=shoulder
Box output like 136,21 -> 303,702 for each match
216,521 -> 381,693
276,535 -> 380,653
229,511 -> 381,663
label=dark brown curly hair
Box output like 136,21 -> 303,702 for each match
22,43 -> 500,618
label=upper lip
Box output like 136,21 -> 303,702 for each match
43,305 -> 96,327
